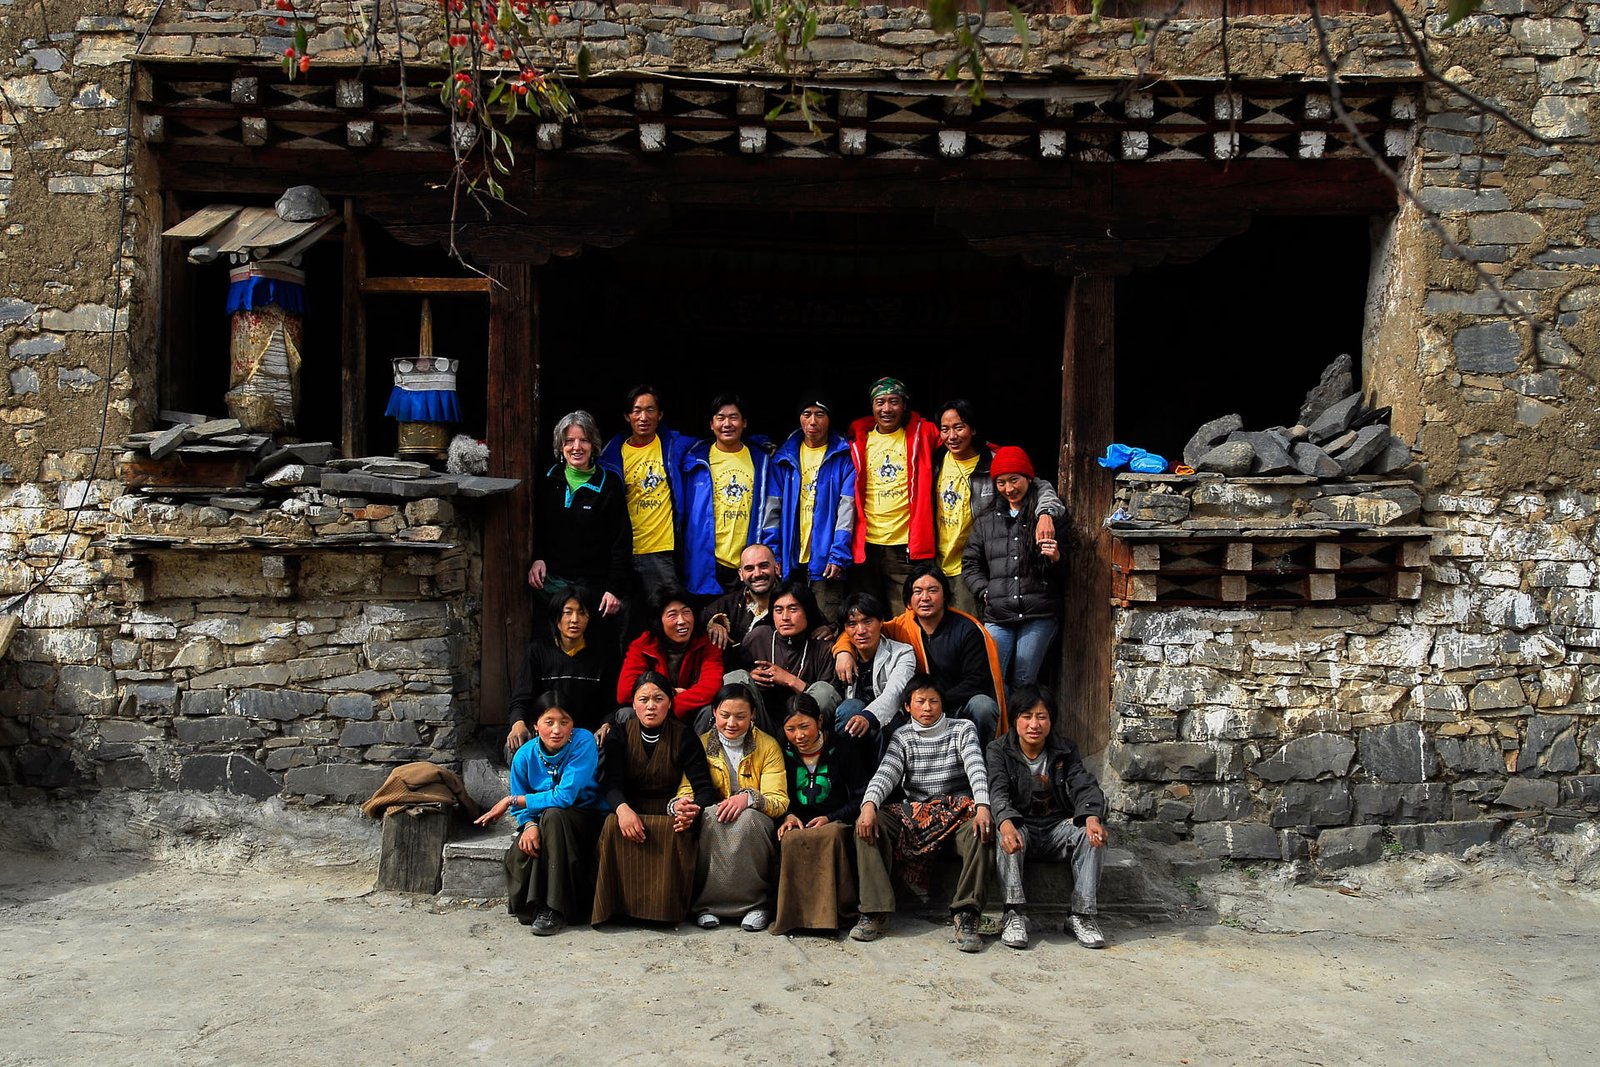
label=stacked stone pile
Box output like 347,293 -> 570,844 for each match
1182,355 -> 1420,480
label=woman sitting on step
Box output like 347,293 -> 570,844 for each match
590,672 -> 720,927
475,693 -> 608,936
685,683 -> 790,932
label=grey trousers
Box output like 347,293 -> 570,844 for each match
855,803 -> 992,915
995,816 -> 1102,916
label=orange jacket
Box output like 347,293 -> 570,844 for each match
833,608 -> 1008,735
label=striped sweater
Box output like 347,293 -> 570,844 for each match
863,716 -> 990,809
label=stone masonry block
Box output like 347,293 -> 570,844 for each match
1359,723 -> 1439,783
1316,825 -> 1384,870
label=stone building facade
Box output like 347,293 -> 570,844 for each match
0,0 -> 1596,866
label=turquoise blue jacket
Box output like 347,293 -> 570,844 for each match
769,430 -> 856,582
597,426 -> 695,551
508,728 -> 609,827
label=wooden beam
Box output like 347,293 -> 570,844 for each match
482,263 -> 538,724
340,199 -> 367,459
361,276 -> 493,295
159,192 -> 195,417
1058,275 -> 1116,756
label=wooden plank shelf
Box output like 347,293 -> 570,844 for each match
1110,535 -> 1432,607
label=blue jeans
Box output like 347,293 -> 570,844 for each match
985,618 -> 1059,691
958,694 -> 1000,751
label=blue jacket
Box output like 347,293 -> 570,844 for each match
508,728 -> 610,827
769,430 -> 856,581
679,437 -> 778,596
598,427 -> 695,549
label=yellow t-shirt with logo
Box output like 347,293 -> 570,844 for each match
623,438 -> 675,555
864,428 -> 909,546
936,452 -> 981,576
709,445 -> 755,568
797,443 -> 826,566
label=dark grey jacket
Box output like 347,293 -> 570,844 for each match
961,493 -> 1064,624
985,730 -> 1106,828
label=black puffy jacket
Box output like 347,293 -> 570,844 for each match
960,493 -> 1064,624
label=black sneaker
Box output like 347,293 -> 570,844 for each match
530,907 -> 565,936
953,909 -> 983,953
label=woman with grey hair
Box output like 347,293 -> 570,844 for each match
527,409 -> 633,632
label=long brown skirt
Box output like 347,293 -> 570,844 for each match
692,809 -> 776,919
590,812 -> 698,925
770,821 -> 859,935
504,807 -> 606,923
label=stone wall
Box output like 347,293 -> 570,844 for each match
1,1 -> 1597,847
1,480 -> 482,805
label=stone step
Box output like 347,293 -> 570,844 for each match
441,821 -> 1167,920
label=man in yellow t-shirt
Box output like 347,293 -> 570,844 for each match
771,390 -> 856,628
681,393 -> 778,597
600,385 -> 692,629
848,377 -> 941,617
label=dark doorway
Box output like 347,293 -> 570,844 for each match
1114,214 -> 1374,462
538,208 -> 1067,468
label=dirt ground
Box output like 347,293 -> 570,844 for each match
3,826 -> 1599,1067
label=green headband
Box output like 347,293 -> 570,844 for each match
869,377 -> 908,401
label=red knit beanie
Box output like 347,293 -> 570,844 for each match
990,445 -> 1035,481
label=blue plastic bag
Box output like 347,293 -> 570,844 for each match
1097,443 -> 1135,470
1098,443 -> 1169,474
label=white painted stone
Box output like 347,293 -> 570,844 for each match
1121,131 -> 1148,159
2,75 -> 60,109
1298,131 -> 1326,158
839,128 -> 866,156
40,304 -> 125,333
738,126 -> 767,154
639,123 -> 666,151
1510,17 -> 1585,54
1038,129 -> 1065,158
1532,95 -> 1591,137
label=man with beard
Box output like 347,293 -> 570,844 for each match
700,542 -> 781,673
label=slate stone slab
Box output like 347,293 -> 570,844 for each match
1435,736 -> 1504,775
1359,722 -> 1439,783
1183,413 -> 1244,468
1392,820 -> 1498,857
284,762 -> 389,802
1366,437 -> 1417,475
230,688 -> 326,721
148,423 -> 189,459
1495,777 -> 1559,810
1271,782 -> 1352,827
1559,776 -> 1600,810
1252,733 -> 1356,782
1229,430 -> 1296,475
178,754 -> 281,799
1290,441 -> 1343,478
1332,424 -> 1392,475
1306,392 -> 1365,444
1298,353 -> 1355,426
1352,782 -> 1451,824
440,474 -> 522,498
1193,821 -> 1282,860
1114,742 -> 1241,782
320,471 -> 458,499
1315,824 -> 1383,870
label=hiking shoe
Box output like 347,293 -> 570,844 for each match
740,908 -> 770,932
530,908 -> 564,936
849,913 -> 887,942
953,909 -> 983,953
1000,909 -> 1029,950
695,911 -> 721,929
1067,913 -> 1107,949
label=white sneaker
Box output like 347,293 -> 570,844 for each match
740,908 -> 770,931
1000,909 -> 1029,949
1067,913 -> 1106,949
695,911 -> 721,929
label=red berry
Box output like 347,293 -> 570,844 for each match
547,12 -> 558,24
276,16 -> 287,25
285,46 -> 296,56
299,55 -> 311,72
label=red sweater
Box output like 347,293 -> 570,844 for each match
849,412 -> 941,563
616,631 -> 724,719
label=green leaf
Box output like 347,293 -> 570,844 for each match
1009,3 -> 1030,56
577,44 -> 592,79
1131,17 -> 1146,44
487,81 -> 505,105
802,7 -> 818,47
1090,0 -> 1104,24
294,24 -> 309,54
765,100 -> 788,121
1441,0 -> 1479,27
928,0 -> 958,33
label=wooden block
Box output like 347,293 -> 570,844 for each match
376,805 -> 450,894
118,452 -> 251,489
1131,543 -> 1161,571
1308,573 -> 1339,601
1400,540 -> 1430,568
1313,542 -> 1342,570
1220,575 -> 1248,602
1128,575 -> 1159,602
1393,571 -> 1423,600
1224,543 -> 1252,572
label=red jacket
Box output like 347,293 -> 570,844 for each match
616,631 -> 724,720
849,412 -> 941,563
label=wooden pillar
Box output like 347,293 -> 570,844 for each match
158,192 -> 194,414
340,199 -> 367,458
1058,274 -> 1115,755
482,263 -> 537,723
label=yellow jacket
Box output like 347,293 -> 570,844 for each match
679,727 -> 789,819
